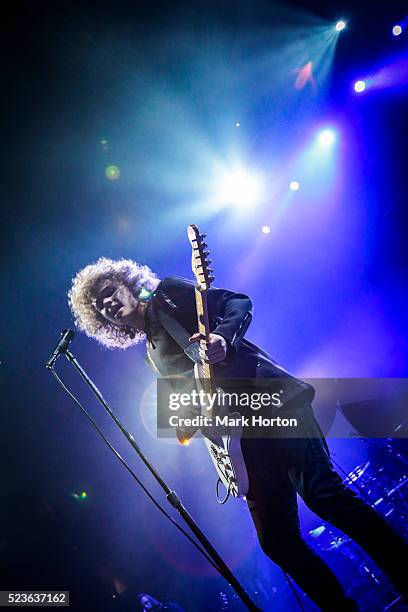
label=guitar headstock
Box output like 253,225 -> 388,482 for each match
187,224 -> 215,290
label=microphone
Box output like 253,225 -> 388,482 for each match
46,329 -> 75,369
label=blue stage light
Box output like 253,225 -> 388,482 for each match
392,25 -> 402,36
318,129 -> 336,146
218,168 -> 263,208
354,80 -> 366,93
335,21 -> 346,32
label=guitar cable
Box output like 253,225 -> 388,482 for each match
51,367 -> 223,575
216,477 -> 230,504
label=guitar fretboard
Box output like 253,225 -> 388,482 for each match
194,286 -> 216,414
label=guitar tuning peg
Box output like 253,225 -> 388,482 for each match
209,275 -> 215,282
206,268 -> 214,274
205,259 -> 212,265
201,242 -> 208,249
203,250 -> 210,257
200,234 -> 207,239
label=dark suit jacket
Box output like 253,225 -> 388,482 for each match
145,275 -> 253,376
144,277 -> 314,409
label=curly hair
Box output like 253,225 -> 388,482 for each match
68,257 -> 160,349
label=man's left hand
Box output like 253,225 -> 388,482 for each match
188,332 -> 228,364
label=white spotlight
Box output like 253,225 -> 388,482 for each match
262,225 -> 271,234
392,25 -> 402,36
289,180 -> 300,192
354,80 -> 366,93
218,169 -> 262,208
318,129 -> 336,146
235,122 -> 240,127
335,20 -> 346,32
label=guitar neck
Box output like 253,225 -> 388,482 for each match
194,286 -> 213,382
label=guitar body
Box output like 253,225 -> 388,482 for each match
188,224 -> 250,500
203,435 -> 249,499
194,363 -> 249,498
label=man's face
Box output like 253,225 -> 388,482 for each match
92,279 -> 145,330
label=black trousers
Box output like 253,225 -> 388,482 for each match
241,404 -> 408,611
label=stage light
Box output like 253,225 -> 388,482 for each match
354,80 -> 366,93
218,168 -> 262,208
235,122 -> 240,127
335,21 -> 346,32
318,129 -> 336,146
289,180 -> 300,191
106,165 -> 120,180
262,225 -> 271,234
392,25 -> 402,36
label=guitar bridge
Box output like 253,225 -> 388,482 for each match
210,445 -> 226,464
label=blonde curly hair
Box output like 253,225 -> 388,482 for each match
68,257 -> 160,349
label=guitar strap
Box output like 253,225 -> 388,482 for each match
150,293 -> 203,443
153,292 -> 202,364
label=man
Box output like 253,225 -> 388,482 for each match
69,256 -> 407,611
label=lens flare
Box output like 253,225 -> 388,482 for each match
105,165 -> 120,180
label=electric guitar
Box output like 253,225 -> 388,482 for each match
187,224 -> 249,500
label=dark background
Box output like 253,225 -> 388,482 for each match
2,1 -> 407,610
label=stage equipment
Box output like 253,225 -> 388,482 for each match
340,397 -> 408,437
45,329 -> 75,369
45,331 -> 260,612
138,593 -> 184,611
308,438 -> 407,609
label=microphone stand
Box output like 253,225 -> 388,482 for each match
60,348 -> 260,612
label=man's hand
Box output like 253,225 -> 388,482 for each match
189,332 -> 228,364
